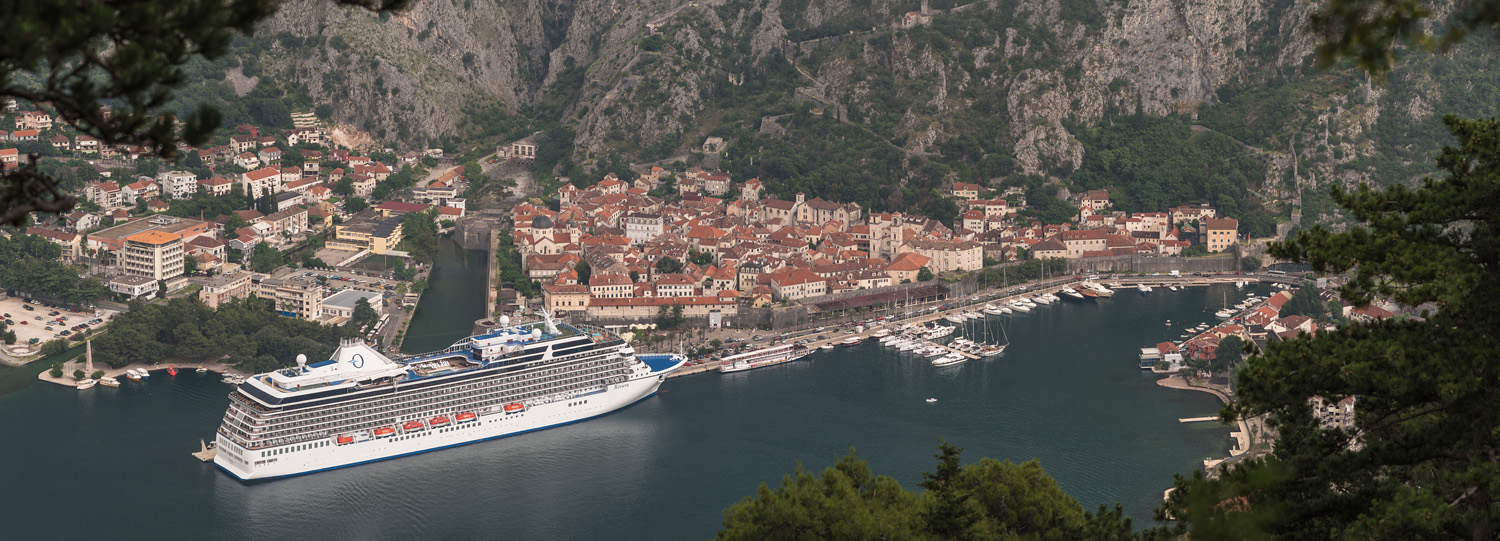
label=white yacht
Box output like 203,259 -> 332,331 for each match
944,314 -> 966,324
931,353 -> 967,367
1138,284 -> 1152,294
1061,288 -> 1085,300
1009,302 -> 1031,313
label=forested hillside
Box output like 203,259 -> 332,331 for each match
188,0 -> 1498,226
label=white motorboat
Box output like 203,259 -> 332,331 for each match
983,306 -> 1007,316
1042,293 -> 1060,303
925,398 -> 937,403
932,353 -> 967,367
1009,302 -> 1031,313
944,314 -> 966,324
196,366 -> 208,374
75,379 -> 96,390
925,347 -> 948,358
1061,288 -> 1085,300
1031,296 -> 1050,305
819,344 -> 835,350
1138,284 -> 1152,294
1236,281 -> 1246,289
1169,285 -> 1180,291
137,369 -> 150,378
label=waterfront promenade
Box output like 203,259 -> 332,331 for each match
669,273 -> 1298,379
37,358 -> 238,387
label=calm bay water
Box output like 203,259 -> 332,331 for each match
0,270 -> 1258,539
400,238 -> 490,354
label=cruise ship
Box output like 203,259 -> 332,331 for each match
213,312 -> 685,481
718,343 -> 811,373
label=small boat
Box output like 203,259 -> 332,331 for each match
196,366 -> 208,374
374,427 -> 396,437
75,379 -> 96,390
1215,309 -> 1235,319
819,344 -> 834,350
1042,293 -> 1060,303
872,329 -> 891,338
944,314 -> 966,324
503,403 -> 526,413
1009,302 -> 1031,313
980,345 -> 1006,357
840,337 -> 863,347
167,365 -> 178,376
336,435 -> 354,445
125,371 -> 141,382
137,369 -> 150,378
1169,285 -> 1180,291
932,353 -> 967,367
1236,281 -> 1246,289
98,377 -> 120,387
456,412 -> 477,422
966,311 -> 983,320
430,416 -> 451,426
402,421 -> 426,431
1031,296 -> 1050,305
925,398 -> 937,403
983,306 -> 1008,316
1138,284 -> 1152,294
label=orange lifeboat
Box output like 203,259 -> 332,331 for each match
336,435 -> 353,445
167,365 -> 178,376
430,416 -> 451,426
456,412 -> 476,422
374,427 -> 395,438
402,421 -> 425,431
503,403 -> 525,413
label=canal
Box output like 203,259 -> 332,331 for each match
399,237 -> 490,353
0,284 -> 1257,538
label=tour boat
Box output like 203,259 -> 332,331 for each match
374,427 -> 396,438
503,403 -> 526,413
456,412 -> 476,422
125,370 -> 142,382
99,377 -> 120,387
75,379 -> 96,390
430,416 -> 451,426
840,336 -> 863,347
402,421 -> 426,431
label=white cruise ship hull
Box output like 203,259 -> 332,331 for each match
215,373 -> 666,481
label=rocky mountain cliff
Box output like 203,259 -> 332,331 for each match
237,0 -> 1498,225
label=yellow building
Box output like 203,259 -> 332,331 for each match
1204,217 -> 1239,253
328,216 -> 405,255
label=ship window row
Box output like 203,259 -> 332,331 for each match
248,368 -> 621,439
251,358 -> 622,428
237,369 -> 630,445
236,374 -> 630,449
252,351 -> 623,422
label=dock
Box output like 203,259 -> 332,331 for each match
1179,416 -> 1221,423
925,342 -> 980,360
191,439 -> 217,462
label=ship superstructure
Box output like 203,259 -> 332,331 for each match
213,313 -> 684,480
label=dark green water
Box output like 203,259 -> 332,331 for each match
399,237 -> 489,353
0,283 -> 1261,539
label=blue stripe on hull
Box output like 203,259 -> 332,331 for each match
217,388 -> 662,482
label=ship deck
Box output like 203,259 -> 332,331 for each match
638,354 -> 683,373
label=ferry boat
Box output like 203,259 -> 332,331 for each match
840,336 -> 863,347
719,343 -> 812,374
212,312 -> 686,481
99,376 -> 120,387
75,379 -> 96,390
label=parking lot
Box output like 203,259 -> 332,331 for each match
0,297 -> 118,354
296,269 -> 407,303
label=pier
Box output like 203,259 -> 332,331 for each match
1178,416 -> 1222,423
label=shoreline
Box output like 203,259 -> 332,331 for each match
37,358 -> 241,388
1155,375 -> 1251,461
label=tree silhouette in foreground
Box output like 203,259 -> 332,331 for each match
717,442 -> 1134,540
1160,115 -> 1500,539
